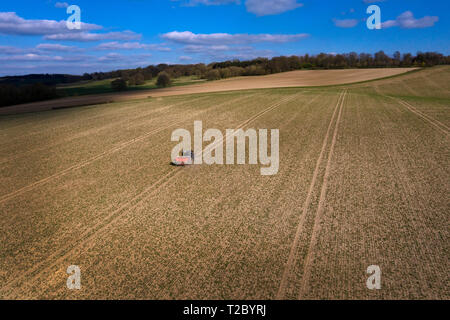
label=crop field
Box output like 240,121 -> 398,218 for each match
56,76 -> 207,97
0,66 -> 448,299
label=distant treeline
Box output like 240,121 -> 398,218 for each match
0,73 -> 88,86
0,73 -> 88,107
1,51 -> 449,107
0,83 -> 58,107
87,51 -> 450,82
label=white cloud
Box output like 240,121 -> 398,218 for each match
162,31 -> 308,45
0,12 -> 101,36
0,53 -> 86,62
164,30 -> 305,63
0,54 -> 155,76
0,53 -> 56,62
182,44 -> 274,61
0,45 -> 27,55
173,0 -> 303,16
382,11 -> 438,29
245,0 -> 303,16
333,18 -> 359,28
97,53 -> 123,62
0,12 -> 142,43
208,49 -> 274,61
44,31 -> 141,42
36,43 -> 79,52
179,55 -> 193,62
55,2 -> 69,8
0,44 -> 83,56
96,41 -> 171,51
97,52 -> 152,64
184,44 -> 232,53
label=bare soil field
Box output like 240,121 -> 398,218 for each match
0,66 -> 448,299
0,68 -> 416,115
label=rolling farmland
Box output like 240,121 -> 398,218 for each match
0,68 -> 416,115
0,67 -> 448,299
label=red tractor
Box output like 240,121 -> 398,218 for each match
172,150 -> 195,166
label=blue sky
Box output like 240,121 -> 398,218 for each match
0,0 -> 448,76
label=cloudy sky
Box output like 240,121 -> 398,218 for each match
0,0 -> 448,76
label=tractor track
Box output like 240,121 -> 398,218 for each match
297,90 -> 346,299
276,89 -> 346,299
0,169 -> 180,298
374,98 -> 443,297
385,95 -> 449,136
0,97 -> 209,165
0,94 -> 256,205
208,93 -> 323,297
0,91 -> 302,298
0,97 -> 203,142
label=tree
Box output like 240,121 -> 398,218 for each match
393,51 -> 401,66
374,50 -> 391,67
128,76 -> 136,86
219,68 -> 232,79
111,78 -> 127,91
402,53 -> 413,66
120,70 -> 131,82
0,83 -> 57,107
347,52 -> 358,68
244,65 -> 266,76
82,73 -> 92,80
205,69 -> 221,81
134,72 -> 145,85
228,66 -> 245,77
156,72 -> 171,87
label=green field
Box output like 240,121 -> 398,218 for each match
0,67 -> 448,299
57,76 -> 207,97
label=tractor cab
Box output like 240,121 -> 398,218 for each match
173,150 -> 195,166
